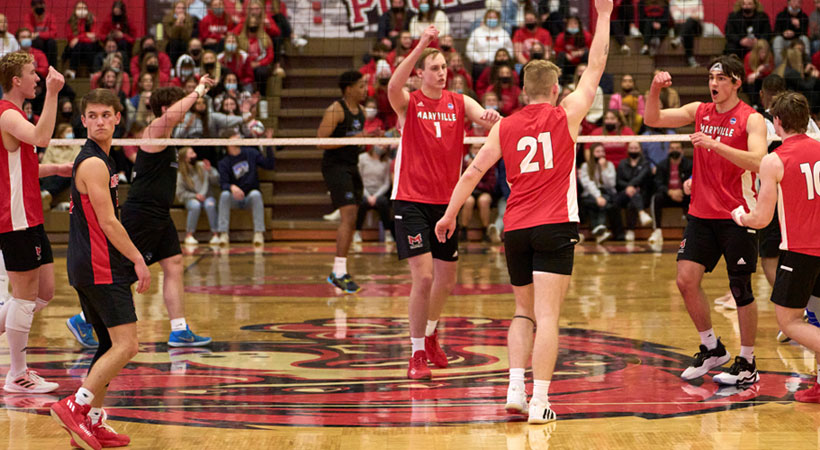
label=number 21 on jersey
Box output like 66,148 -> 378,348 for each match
517,132 -> 554,173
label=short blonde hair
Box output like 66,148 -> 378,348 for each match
416,48 -> 443,70
0,51 -> 35,93
522,59 -> 560,98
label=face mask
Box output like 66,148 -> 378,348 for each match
62,111 -> 73,119
628,152 -> 641,160
531,52 -> 544,60
20,38 -> 32,48
113,13 -> 124,21
212,7 -> 223,15
76,9 -> 88,19
181,69 -> 192,78
225,42 -> 237,52
604,123 -> 617,132
146,64 -> 159,73
419,3 -> 429,13
455,88 -> 463,94
789,6 -> 801,14
742,7 -> 754,15
64,132 -> 74,139
391,7 -> 403,13
225,82 -> 237,91
486,18 -> 499,28
378,78 -> 389,86
204,62 -> 216,71
567,27 -> 579,34
499,76 -> 512,84
143,45 -> 156,54
248,25 -> 259,32
365,107 -> 377,120
34,6 -> 45,15
190,48 -> 202,57
669,151 -> 682,159
525,22 -> 537,30
440,44 -> 451,52
485,104 -> 498,110
493,59 -> 507,66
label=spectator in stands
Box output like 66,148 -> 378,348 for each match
174,95 -> 252,164
619,95 -> 644,134
25,0 -> 57,67
568,63 -> 604,135
611,0 -> 637,54
98,1 -> 138,56
189,0 -> 209,20
172,54 -> 200,88
670,0 -> 719,68
0,15 -> 19,61
130,36 -> 172,83
129,73 -> 156,128
649,141 -> 691,244
371,61 -> 397,130
115,121 -> 144,180
776,47 -> 820,113
744,38 -> 774,108
213,72 -> 251,110
260,0 -> 297,60
21,100 -> 37,125
378,0 -> 414,50
215,94 -> 257,137
56,97 -> 76,130
588,110 -> 635,165
61,1 -> 98,79
135,53 -> 171,94
554,15 -> 591,85
528,41 -> 551,62
486,64 -> 521,116
724,0 -> 772,58
579,143 -> 623,243
615,141 -> 654,241
459,143 -> 497,242
641,124 -> 674,167
40,123 -> 81,210
238,14 -> 274,95
513,9 -> 553,65
177,147 -> 220,245
773,0 -> 811,66
188,38 -> 205,68
466,9 -> 513,82
234,0 -> 280,39
439,34 -> 456,55
15,29 -> 47,79
609,74 -> 645,119
538,0 -> 568,38
386,31 -> 414,67
446,52 -> 473,90
92,56 -> 130,97
92,37 -> 121,74
409,0 -> 449,39
476,48 -> 518,94
201,50 -> 223,85
360,41 -> 389,87
638,0 -> 670,56
810,0 -> 820,54
217,129 -> 275,246
164,1 -> 198,66
353,137 -> 394,243
200,0 -> 234,52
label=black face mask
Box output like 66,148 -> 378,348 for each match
204,62 -> 216,71
391,7 -> 403,13
669,151 -> 682,159
525,22 -> 537,30
146,64 -> 159,73
62,111 -> 73,119
143,45 -> 156,54
190,48 -> 202,57
493,59 -> 507,66
440,45 -> 451,52
34,6 -> 45,15
604,123 -> 617,132
378,78 -> 389,86
499,76 -> 512,84
113,13 -> 124,21
531,52 -> 544,60
742,7 -> 754,15
628,152 -> 641,160
248,26 -> 259,32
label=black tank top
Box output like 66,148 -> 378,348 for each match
322,99 -> 364,167
125,146 -> 179,214
67,140 -> 136,287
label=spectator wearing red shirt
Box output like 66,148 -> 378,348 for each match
587,110 -> 636,165
26,0 -> 58,67
484,64 -> 521,117
131,52 -> 171,94
15,28 -> 48,79
61,1 -> 100,78
445,52 -> 473,90
200,0 -> 235,52
513,10 -> 553,65
238,15 -> 274,94
218,33 -> 253,87
130,36 -> 172,85
91,52 -> 132,97
170,54 -> 200,89
385,31 -> 414,68
232,0 -> 280,40
360,42 -> 389,88
97,1 -> 139,56
554,16 -> 592,85
476,49 -> 519,94
371,64 -> 397,131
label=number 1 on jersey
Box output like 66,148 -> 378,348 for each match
517,132 -> 554,174
434,121 -> 441,138
800,161 -> 820,200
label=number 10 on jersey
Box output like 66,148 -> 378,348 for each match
518,132 -> 554,173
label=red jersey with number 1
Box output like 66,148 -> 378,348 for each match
392,89 -> 466,205
775,134 -> 820,257
690,101 -> 757,219
0,100 -> 43,233
500,103 -> 578,231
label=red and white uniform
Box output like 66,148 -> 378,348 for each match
775,134 -> 820,257
500,103 -> 578,231
690,101 -> 757,219
0,100 -> 43,233
392,89 -> 466,205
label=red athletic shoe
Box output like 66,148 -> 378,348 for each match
425,330 -> 448,368
50,396 -> 100,450
795,383 -> 820,403
71,414 -> 131,448
407,350 -> 431,380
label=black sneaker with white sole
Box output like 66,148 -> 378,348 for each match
680,338 -> 731,380
713,356 -> 759,385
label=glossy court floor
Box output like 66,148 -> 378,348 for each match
2,241 -> 820,449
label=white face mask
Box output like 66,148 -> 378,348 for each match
76,8 -> 88,19
365,107 -> 378,120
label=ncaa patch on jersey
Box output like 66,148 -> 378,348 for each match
447,103 -> 454,110
730,117 -> 737,125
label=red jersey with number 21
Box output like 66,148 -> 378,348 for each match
392,89 -> 466,205
500,103 -> 578,231
775,134 -> 820,257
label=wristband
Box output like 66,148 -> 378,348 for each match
194,83 -> 209,98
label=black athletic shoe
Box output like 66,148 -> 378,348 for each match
681,338 -> 731,380
713,356 -> 759,385
327,273 -> 361,293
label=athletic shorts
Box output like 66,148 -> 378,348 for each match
0,224 -> 54,272
393,200 -> 458,261
121,208 -> 181,266
504,223 -> 578,286
677,216 -> 758,273
770,251 -> 820,309
759,213 -> 781,259
322,163 -> 363,209
76,283 -> 137,328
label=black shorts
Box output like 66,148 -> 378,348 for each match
121,209 -> 181,266
393,200 -> 458,261
759,213 -> 781,259
770,251 -> 820,309
0,224 -> 54,272
322,163 -> 363,210
504,223 -> 578,286
677,215 -> 758,273
76,283 -> 137,328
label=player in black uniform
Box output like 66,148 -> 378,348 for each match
67,75 -> 215,349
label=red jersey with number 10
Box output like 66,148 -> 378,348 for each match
392,89 -> 466,205
775,134 -> 820,257
690,101 -> 757,219
0,100 -> 43,233
500,103 -> 578,231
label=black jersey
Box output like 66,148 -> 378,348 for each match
67,139 -> 136,287
322,99 -> 364,167
125,146 -> 179,215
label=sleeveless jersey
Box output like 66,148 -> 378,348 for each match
500,103 -> 578,231
775,134 -> 820,257
323,99 -> 364,167
392,89 -> 466,205
0,100 -> 43,232
690,101 -> 757,219
125,146 -> 178,215
67,140 -> 136,287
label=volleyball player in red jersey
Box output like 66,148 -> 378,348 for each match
435,0 -> 613,423
645,55 -> 768,386
388,25 -> 501,380
733,92 -> 820,402
0,52 -> 71,393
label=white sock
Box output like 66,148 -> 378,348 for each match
0,250 -> 6,278
533,379 -> 551,404
816,362 -> 820,383
411,337 -> 425,354
80,311 -> 86,321
88,407 -> 103,425
698,328 -> 717,350
74,387 -> 94,406
33,297 -> 48,313
425,320 -> 438,337
6,298 -> 35,377
509,368 -> 525,389
333,257 -> 347,277
740,345 -> 754,363
170,318 -> 187,332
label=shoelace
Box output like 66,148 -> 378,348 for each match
726,357 -> 751,375
692,345 -> 718,366
25,369 -> 44,383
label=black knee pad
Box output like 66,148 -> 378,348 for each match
729,271 -> 754,307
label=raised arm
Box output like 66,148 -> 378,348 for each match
734,153 -> 783,229
644,71 -> 699,128
464,95 -> 500,130
388,25 -> 439,120
559,0 -> 612,138
142,75 -> 215,151
0,66 -> 63,149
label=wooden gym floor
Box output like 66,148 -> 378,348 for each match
2,241 -> 820,449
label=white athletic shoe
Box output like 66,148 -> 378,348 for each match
209,234 -> 221,245
353,231 -> 362,243
183,235 -> 198,246
528,399 -> 556,424
721,296 -> 737,310
323,209 -> 341,221
253,232 -> 265,247
384,233 -> 394,243
681,339 -> 731,381
713,356 -> 759,386
630,24 -> 642,37
505,384 -> 528,413
595,230 -> 612,244
648,228 -> 663,245
219,232 -> 230,246
625,230 -> 635,242
714,292 -> 732,305
639,210 -> 653,227
4,369 -> 59,394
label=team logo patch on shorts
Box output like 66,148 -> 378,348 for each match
345,192 -> 354,200
678,239 -> 686,254
35,246 -> 41,261
408,233 -> 423,249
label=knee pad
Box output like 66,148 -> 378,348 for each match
728,272 -> 754,307
6,298 -> 35,333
